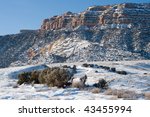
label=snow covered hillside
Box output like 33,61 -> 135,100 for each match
0,3 -> 150,68
0,60 -> 149,100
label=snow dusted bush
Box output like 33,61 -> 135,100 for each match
116,70 -> 127,75
82,63 -> 95,68
17,71 -> 40,85
82,63 -> 89,67
91,88 -> 101,94
62,65 -> 69,68
18,67 -> 73,88
43,67 -> 70,88
30,71 -> 40,84
72,65 -> 77,73
93,79 -> 108,89
104,88 -> 138,100
18,72 -> 31,85
71,75 -> 87,89
144,92 -> 150,100
110,67 -> 116,72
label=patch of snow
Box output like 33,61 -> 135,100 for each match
0,60 -> 149,100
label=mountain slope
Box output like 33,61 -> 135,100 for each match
0,3 -> 150,68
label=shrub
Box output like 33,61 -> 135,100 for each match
94,64 -> 100,68
91,88 -> 101,94
18,70 -> 41,85
104,88 -> 138,100
40,67 -> 71,88
104,88 -> 113,95
18,67 -> 72,88
72,81 -> 82,88
72,65 -> 77,73
17,72 -> 32,85
38,69 -> 48,84
100,66 -> 110,70
13,85 -> 19,88
71,75 -> 87,89
110,67 -> 116,72
144,92 -> 150,100
117,90 -> 137,99
82,63 -> 89,67
116,71 -> 127,75
103,66 -> 110,70
89,64 -> 94,68
46,68 -> 70,88
93,79 -> 107,89
30,71 -> 40,84
109,96 -> 118,100
62,65 -> 69,68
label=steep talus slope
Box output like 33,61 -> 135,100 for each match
0,3 -> 150,68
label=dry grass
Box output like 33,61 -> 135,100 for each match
104,88 -> 118,95
72,82 -> 83,88
104,88 -> 138,100
109,96 -> 118,100
91,88 -> 101,94
104,88 -> 113,95
144,92 -> 150,100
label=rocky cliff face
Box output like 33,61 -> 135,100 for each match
0,3 -> 150,68
41,3 -> 150,30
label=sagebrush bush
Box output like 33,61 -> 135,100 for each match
110,67 -> 116,72
116,71 -> 127,75
62,65 -> 69,68
30,71 -> 40,84
144,92 -> 150,100
71,75 -> 87,89
91,88 -> 101,94
93,79 -> 107,89
104,88 -> 138,100
17,72 -> 32,85
18,67 -> 71,88
45,68 -> 69,87
82,63 -> 89,67
72,81 -> 82,88
72,65 -> 77,73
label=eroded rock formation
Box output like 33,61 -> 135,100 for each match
41,3 -> 150,30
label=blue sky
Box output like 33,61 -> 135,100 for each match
0,0 -> 149,35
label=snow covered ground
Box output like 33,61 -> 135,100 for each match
0,60 -> 149,100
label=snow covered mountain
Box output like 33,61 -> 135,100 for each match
0,3 -> 150,68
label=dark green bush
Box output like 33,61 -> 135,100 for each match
62,65 -> 69,68
93,79 -> 107,89
110,67 -> 116,72
82,63 -> 89,67
116,71 -> 127,75
72,65 -> 77,73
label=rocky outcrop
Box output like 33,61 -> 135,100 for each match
0,3 -> 150,68
41,3 -> 150,30
41,12 -> 74,30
